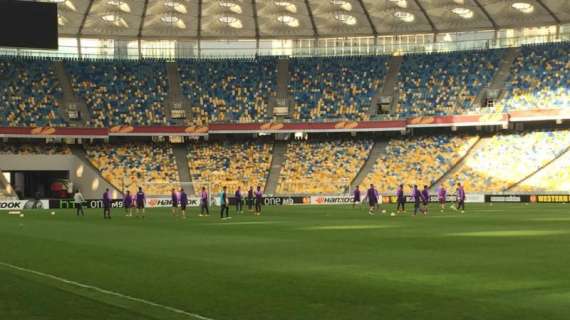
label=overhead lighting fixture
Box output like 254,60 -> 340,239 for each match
57,13 -> 66,26
161,14 -> 186,29
443,33 -> 453,42
164,1 -> 188,14
277,15 -> 300,27
45,0 -> 65,3
512,2 -> 534,13
451,7 -> 474,19
101,13 -> 128,27
219,0 -> 242,14
334,12 -> 357,25
219,15 -> 243,29
107,0 -> 131,13
389,0 -> 408,9
274,1 -> 297,13
330,0 -> 352,11
394,11 -> 415,23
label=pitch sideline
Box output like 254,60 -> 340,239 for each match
0,261 -> 214,320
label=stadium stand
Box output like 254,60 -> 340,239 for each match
497,42 -> 570,112
447,130 -> 570,192
65,59 -> 169,127
396,50 -> 502,117
277,139 -> 373,194
178,58 -> 277,124
513,150 -> 570,192
362,135 -> 478,192
84,143 -> 179,195
0,143 -> 71,155
0,57 -> 66,127
187,141 -> 273,194
289,56 -> 389,121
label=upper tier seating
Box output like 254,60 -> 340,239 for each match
289,56 -> 389,121
0,143 -> 70,155
447,130 -> 570,192
178,58 -> 277,124
66,59 -> 169,127
0,57 -> 65,127
396,50 -> 502,117
362,135 -> 477,192
85,143 -> 179,195
277,139 -> 373,194
497,42 -> 569,112
187,141 -> 273,194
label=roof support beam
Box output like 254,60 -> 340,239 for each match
472,0 -> 498,30
197,0 -> 203,57
356,0 -> 378,37
77,0 -> 95,37
411,0 -> 437,34
534,0 -> 561,24
303,0 -> 319,38
252,0 -> 260,40
138,0 -> 150,38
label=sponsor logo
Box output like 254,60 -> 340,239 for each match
536,195 -> 570,203
530,195 -> 537,203
489,196 -> 521,202
110,125 -> 134,133
260,123 -> 284,131
311,196 -> 354,205
30,127 -> 56,135
0,200 -> 49,210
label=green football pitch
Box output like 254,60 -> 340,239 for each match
2,203 -> 570,320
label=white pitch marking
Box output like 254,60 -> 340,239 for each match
0,261 -> 214,320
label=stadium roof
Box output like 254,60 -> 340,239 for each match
46,0 -> 568,39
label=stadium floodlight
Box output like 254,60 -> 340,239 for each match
389,0 -> 408,9
330,0 -> 353,11
334,12 -> 357,25
219,0 -> 243,14
394,11 -> 415,23
107,0 -> 131,13
219,15 -> 243,29
274,1 -> 297,13
57,13 -> 66,26
164,1 -> 188,14
451,7 -> 474,19
277,15 -> 300,28
512,2 -> 534,14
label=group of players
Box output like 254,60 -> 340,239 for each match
73,185 -> 266,220
353,183 -> 466,215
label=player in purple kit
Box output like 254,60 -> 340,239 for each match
123,190 -> 133,217
456,183 -> 466,213
412,185 -> 423,216
352,185 -> 361,208
135,187 -> 145,218
235,186 -> 243,214
171,188 -> 179,217
247,186 -> 254,212
102,188 -> 111,219
179,188 -> 188,219
438,185 -> 447,212
396,184 -> 405,213
421,185 -> 430,215
254,186 -> 263,215
199,187 -> 209,216
364,184 -> 378,215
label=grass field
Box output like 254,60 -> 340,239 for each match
2,203 -> 570,320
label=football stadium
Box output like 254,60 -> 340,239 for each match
1,0 -> 570,319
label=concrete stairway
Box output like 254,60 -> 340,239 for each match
53,61 -> 89,126
473,47 -> 519,107
350,141 -> 388,189
0,170 -> 17,199
270,58 -> 290,119
69,145 -> 122,195
166,62 -> 192,124
370,55 -> 403,117
172,144 -> 194,195
265,141 -> 287,195
430,136 -> 484,190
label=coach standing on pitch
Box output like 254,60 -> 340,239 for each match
102,188 -> 111,219
74,189 -> 85,217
